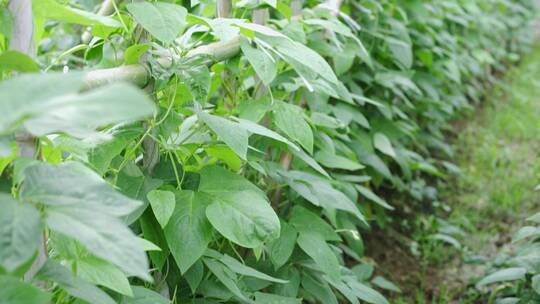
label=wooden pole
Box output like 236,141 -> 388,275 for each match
270,0 -> 302,208
82,37 -> 241,89
217,0 -> 232,18
81,0 -> 116,44
252,7 -> 269,98
8,0 -> 48,282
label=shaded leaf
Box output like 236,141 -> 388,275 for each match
0,50 -> 39,73
165,191 -> 212,273
373,133 -> 396,158
127,2 -> 187,44
36,260 -> 116,304
120,286 -> 170,304
147,190 -> 176,228
477,267 -> 527,286
206,190 -> 280,248
297,232 -> 341,281
34,0 -> 120,27
198,112 -> 249,160
241,37 -> 277,86
0,194 -> 41,273
273,101 -> 313,154
0,275 -> 51,304
46,207 -> 150,281
77,256 -> 133,296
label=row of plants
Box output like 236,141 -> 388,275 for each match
0,0 -> 536,303
476,210 -> 540,303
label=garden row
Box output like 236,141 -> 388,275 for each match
0,0 -> 536,303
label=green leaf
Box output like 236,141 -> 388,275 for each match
260,35 -> 339,86
0,275 -> 51,304
77,256 -> 133,296
301,273 -> 338,304
346,280 -> 389,304
315,151 -> 365,171
22,162 -> 149,280
127,2 -> 187,44
532,274 -> 540,295
285,174 -> 365,223
34,0 -> 120,27
88,128 -> 139,175
290,147 -> 329,177
218,252 -> 287,283
0,72 -> 82,133
355,185 -> 394,210
371,276 -> 401,293
0,8 -> 13,40
273,101 -> 313,154
199,166 -> 279,248
254,292 -> 301,304
121,286 -> 170,304
0,73 -> 154,139
297,232 -> 341,281
116,164 -> 163,224
205,145 -> 242,171
240,37 -> 277,86
206,190 -> 280,248
373,133 -> 396,158
137,237 -> 161,251
234,117 -> 299,149
198,165 -> 264,195
46,207 -> 150,281
198,112 -> 249,160
124,44 -> 151,65
386,37 -> 413,69
0,194 -> 42,273
527,212 -> 540,223
184,260 -> 204,293
268,221 -> 298,269
165,191 -> 213,273
26,83 -> 154,139
0,50 -> 39,73
21,162 -> 141,216
139,211 -> 169,270
147,190 -> 176,228
289,206 -> 340,241
203,258 -> 253,303
476,267 -> 527,286
512,226 -> 540,242
35,260 -> 116,304
363,154 -> 392,180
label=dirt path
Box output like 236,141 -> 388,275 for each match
367,44 -> 540,303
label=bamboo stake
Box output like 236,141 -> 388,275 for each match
271,0 -> 342,207
82,37 -> 241,89
270,0 -> 302,208
323,0 -> 342,16
9,0 -> 48,282
253,8 -> 269,98
290,0 -> 302,17
81,0 -> 117,44
217,0 -> 232,18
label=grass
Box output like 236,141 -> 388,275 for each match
393,44 -> 540,302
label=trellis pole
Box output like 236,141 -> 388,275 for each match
81,0 -> 116,44
8,0 -> 48,282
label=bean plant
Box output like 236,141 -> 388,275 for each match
476,211 -> 540,303
0,0 -> 536,303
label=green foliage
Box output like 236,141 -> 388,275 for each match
0,0 -> 536,303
